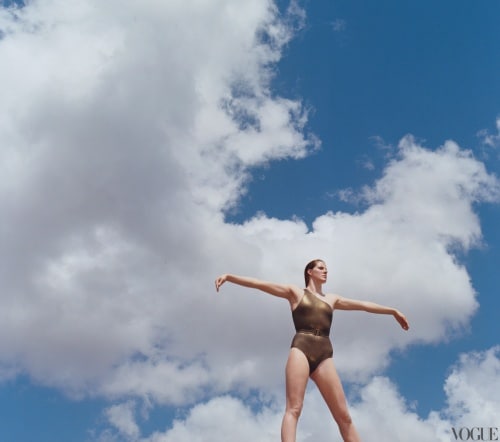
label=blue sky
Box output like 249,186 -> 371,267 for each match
0,1 -> 499,441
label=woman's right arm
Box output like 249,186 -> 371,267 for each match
215,273 -> 301,303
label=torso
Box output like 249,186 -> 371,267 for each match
292,289 -> 333,335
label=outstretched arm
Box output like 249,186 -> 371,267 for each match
215,273 -> 300,303
334,296 -> 410,330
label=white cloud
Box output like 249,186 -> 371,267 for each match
477,116 -> 500,148
0,3 -> 499,441
98,356 -> 211,405
105,401 -> 140,440
442,346 -> 500,427
351,346 -> 500,441
144,396 -> 282,442
351,377 -> 444,442
0,0 -> 313,394
98,347 -> 500,442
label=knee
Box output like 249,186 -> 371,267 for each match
285,401 -> 303,419
335,409 -> 353,427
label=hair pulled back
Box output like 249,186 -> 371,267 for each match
304,259 -> 324,286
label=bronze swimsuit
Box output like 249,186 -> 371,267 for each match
291,289 -> 333,374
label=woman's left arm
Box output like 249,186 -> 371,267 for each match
334,296 -> 410,330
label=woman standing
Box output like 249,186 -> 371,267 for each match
215,259 -> 409,442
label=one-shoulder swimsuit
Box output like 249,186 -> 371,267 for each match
290,289 -> 333,374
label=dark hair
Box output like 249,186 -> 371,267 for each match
304,259 -> 324,286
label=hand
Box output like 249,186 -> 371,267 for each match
394,310 -> 409,331
215,274 -> 228,292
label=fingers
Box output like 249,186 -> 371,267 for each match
399,314 -> 409,331
395,311 -> 409,331
214,275 -> 225,292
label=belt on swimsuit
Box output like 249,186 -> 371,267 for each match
297,328 -> 329,337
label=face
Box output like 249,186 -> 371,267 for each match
309,261 -> 328,283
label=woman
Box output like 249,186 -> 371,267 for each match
215,259 -> 409,442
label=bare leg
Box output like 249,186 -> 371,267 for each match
310,358 -> 361,442
281,348 -> 310,442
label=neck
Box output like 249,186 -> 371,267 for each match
307,280 -> 323,294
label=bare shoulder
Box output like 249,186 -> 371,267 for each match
325,293 -> 341,309
287,285 -> 306,310
289,284 -> 305,303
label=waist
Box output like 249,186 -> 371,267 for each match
296,328 -> 329,337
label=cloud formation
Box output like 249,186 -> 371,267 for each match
0,0 -> 314,395
1,0 -> 499,439
98,346 -> 500,441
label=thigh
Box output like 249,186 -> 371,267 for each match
310,358 -> 350,419
285,348 -> 310,405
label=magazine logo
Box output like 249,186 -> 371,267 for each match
451,427 -> 498,441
